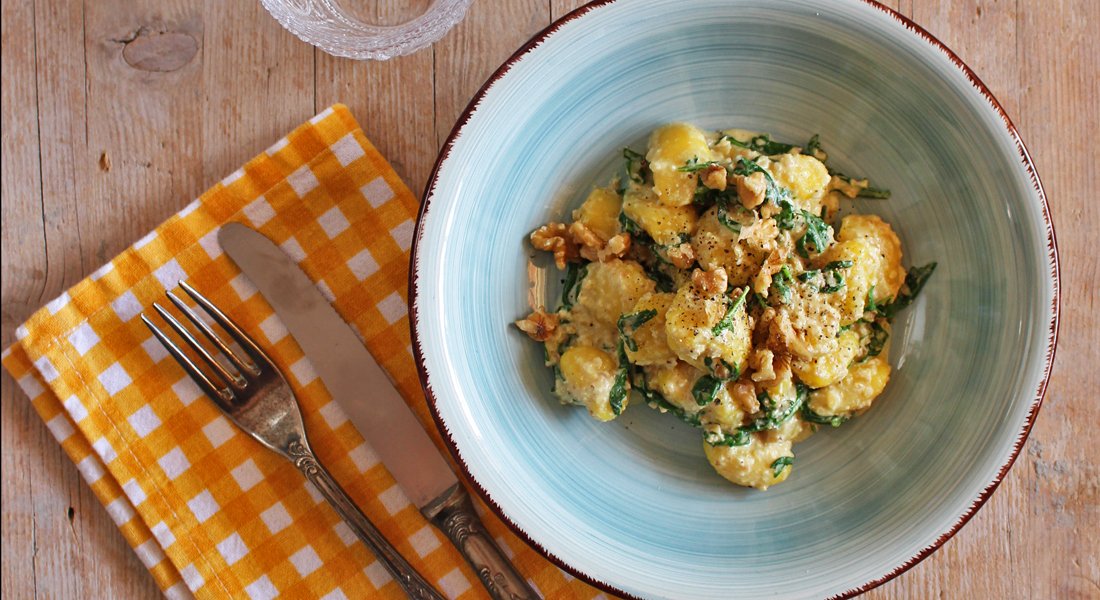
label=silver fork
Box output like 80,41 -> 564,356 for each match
142,281 -> 447,600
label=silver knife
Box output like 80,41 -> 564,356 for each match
219,223 -> 538,600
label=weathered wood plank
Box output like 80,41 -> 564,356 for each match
432,0 -> 551,147
1,0 -> 1097,598
200,0 -> 317,187
78,0 -> 207,269
313,0 -> 436,200
1014,0 -> 1100,597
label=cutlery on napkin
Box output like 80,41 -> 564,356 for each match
3,105 -> 607,600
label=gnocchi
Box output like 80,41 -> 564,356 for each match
517,123 -> 936,490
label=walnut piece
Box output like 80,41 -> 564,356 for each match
737,171 -> 768,209
666,242 -> 696,270
737,216 -> 778,251
730,380 -> 760,413
748,348 -> 791,387
515,307 -> 560,342
530,223 -> 578,270
753,247 -> 788,296
702,164 -> 727,191
691,267 -> 728,296
758,307 -> 813,360
597,232 -> 632,262
569,222 -> 631,263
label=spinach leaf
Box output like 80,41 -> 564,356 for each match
740,384 -> 807,433
618,309 -> 657,352
677,156 -> 720,173
561,262 -> 588,310
876,262 -> 937,322
623,147 -> 646,183
821,269 -> 846,293
796,210 -> 833,258
858,320 -> 889,362
797,260 -> 850,293
806,134 -> 827,161
618,211 -> 650,241
609,368 -> 628,416
712,287 -> 749,336
692,375 -> 724,407
771,455 -> 794,478
771,265 -> 793,304
723,133 -> 798,156
802,404 -> 848,427
715,199 -> 745,234
704,356 -> 739,381
865,284 -> 878,313
705,428 -> 751,447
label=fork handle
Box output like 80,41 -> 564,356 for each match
422,484 -> 540,600
287,441 -> 447,600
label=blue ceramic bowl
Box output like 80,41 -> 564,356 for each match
410,1 -> 1059,598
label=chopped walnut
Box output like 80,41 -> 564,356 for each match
530,223 -> 578,270
730,380 -> 760,413
737,216 -> 778,250
666,242 -> 696,270
692,267 -> 728,296
568,222 -> 631,263
748,348 -> 791,386
737,171 -> 768,209
569,221 -> 603,249
753,247 -> 788,296
515,307 -> 560,342
702,164 -> 727,191
597,232 -> 632,262
759,308 -> 813,360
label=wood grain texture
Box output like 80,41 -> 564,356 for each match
1,0 -> 1097,598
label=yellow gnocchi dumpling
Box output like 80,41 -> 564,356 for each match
835,214 -> 906,303
807,356 -> 891,417
573,259 -> 656,327
704,434 -> 794,490
767,153 -> 831,214
624,292 -> 678,368
791,329 -> 861,389
819,238 -> 880,325
622,184 -> 699,246
646,122 -> 712,207
572,185 -> 622,242
665,285 -> 751,372
555,346 -> 625,421
692,205 -> 766,287
646,360 -> 708,415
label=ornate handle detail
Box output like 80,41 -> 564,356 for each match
286,441 -> 447,600
422,484 -> 540,600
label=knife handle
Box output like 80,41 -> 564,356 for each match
288,443 -> 448,600
423,484 -> 541,600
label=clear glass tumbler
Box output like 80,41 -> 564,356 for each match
260,0 -> 476,60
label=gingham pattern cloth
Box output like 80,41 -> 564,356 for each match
1,105 -> 612,600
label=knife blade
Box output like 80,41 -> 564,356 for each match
219,222 -> 538,600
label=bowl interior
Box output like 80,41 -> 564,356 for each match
412,1 -> 1055,598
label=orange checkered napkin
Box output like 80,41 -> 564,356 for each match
2,106 -> 611,600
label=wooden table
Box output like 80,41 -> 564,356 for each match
2,0 -> 1097,598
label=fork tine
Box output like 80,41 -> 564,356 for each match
177,280 -> 275,369
152,302 -> 245,389
142,314 -> 235,406
165,291 -> 257,378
